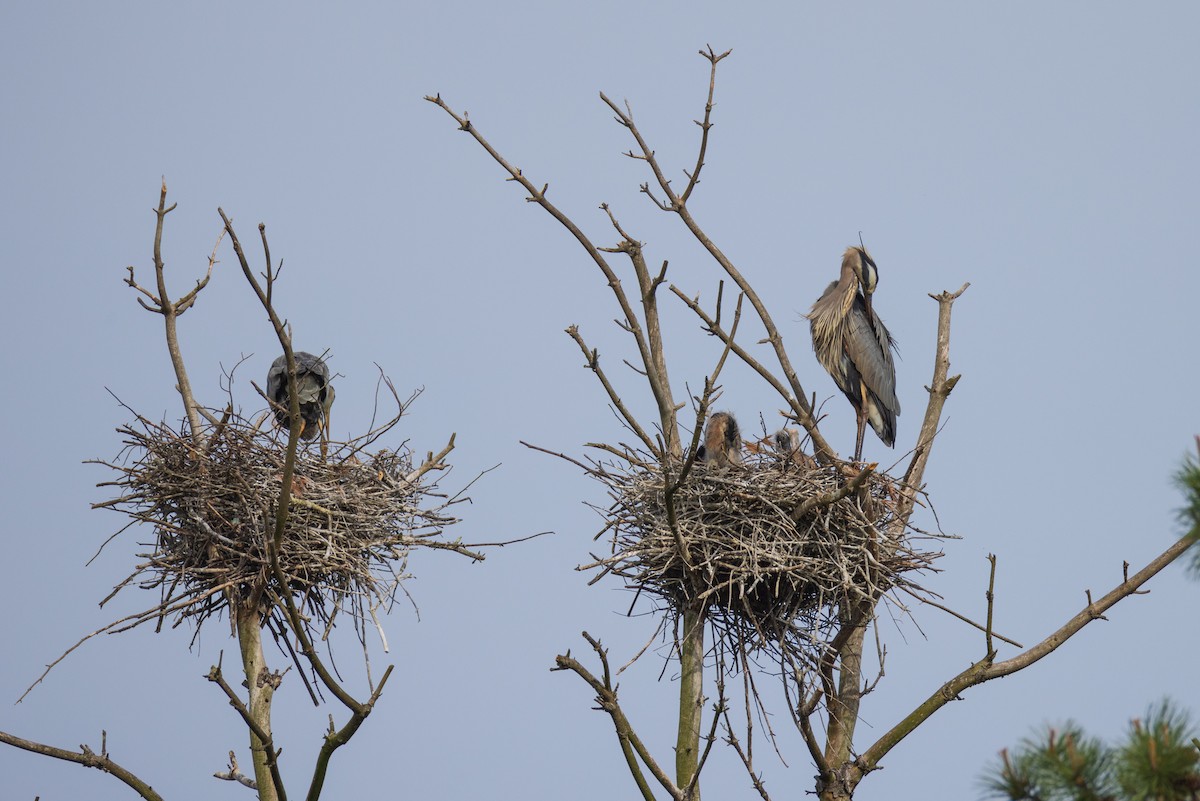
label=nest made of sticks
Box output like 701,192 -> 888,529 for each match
586,450 -> 944,667
93,407 -> 472,646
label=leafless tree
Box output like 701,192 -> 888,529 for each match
428,48 -> 1197,801
0,181 -> 493,800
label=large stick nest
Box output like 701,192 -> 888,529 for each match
585,450 -> 945,667
93,407 -> 475,646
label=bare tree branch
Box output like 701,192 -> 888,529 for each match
893,283 -> 970,534
566,325 -> 659,454
683,695 -> 726,800
904,588 -> 1023,649
855,530 -> 1198,783
214,750 -> 258,790
680,46 -> 732,204
554,634 -> 681,801
721,701 -> 773,801
124,180 -> 220,441
305,665 -> 394,801
596,58 -> 837,462
424,94 -> 682,457
206,656 -> 286,798
0,729 -> 164,801
670,286 -> 818,448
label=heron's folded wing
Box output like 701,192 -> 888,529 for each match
845,302 -> 900,415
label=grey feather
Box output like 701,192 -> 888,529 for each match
807,247 -> 900,455
845,296 -> 900,415
266,352 -> 334,440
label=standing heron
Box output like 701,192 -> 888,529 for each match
807,247 -> 900,461
266,351 -> 335,444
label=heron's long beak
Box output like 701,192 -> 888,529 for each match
863,291 -> 875,324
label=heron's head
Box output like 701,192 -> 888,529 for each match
849,247 -> 878,297
773,428 -> 798,453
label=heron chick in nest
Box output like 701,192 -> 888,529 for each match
696,411 -> 743,468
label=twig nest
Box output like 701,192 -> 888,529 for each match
588,451 -> 943,665
96,410 -> 467,639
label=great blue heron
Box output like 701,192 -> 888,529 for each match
807,247 -> 899,461
695,411 -> 743,468
266,352 -> 335,442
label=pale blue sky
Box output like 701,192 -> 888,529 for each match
3,3 -> 1198,800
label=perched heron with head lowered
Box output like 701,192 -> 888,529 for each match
807,246 -> 899,461
266,351 -> 335,442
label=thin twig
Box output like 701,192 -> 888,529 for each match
567,325 -> 659,456
679,46 -> 732,204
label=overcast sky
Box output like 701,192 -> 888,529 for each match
3,3 -> 1199,800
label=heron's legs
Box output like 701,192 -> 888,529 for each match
853,408 -> 867,462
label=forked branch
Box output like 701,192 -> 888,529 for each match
680,46 -> 732,204
206,657 -> 286,797
0,730 -> 164,801
125,179 -> 221,440
855,529 -> 1198,783
553,633 -> 681,801
425,94 -> 681,457
596,55 -> 836,461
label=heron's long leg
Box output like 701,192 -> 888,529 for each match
854,408 -> 866,462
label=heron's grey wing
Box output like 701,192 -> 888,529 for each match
278,353 -> 323,405
294,352 -> 331,379
845,301 -> 900,415
293,351 -> 317,371
266,355 -> 288,404
312,356 -> 331,384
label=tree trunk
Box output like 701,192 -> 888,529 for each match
821,613 -> 869,801
676,604 -> 706,800
237,607 -> 278,801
